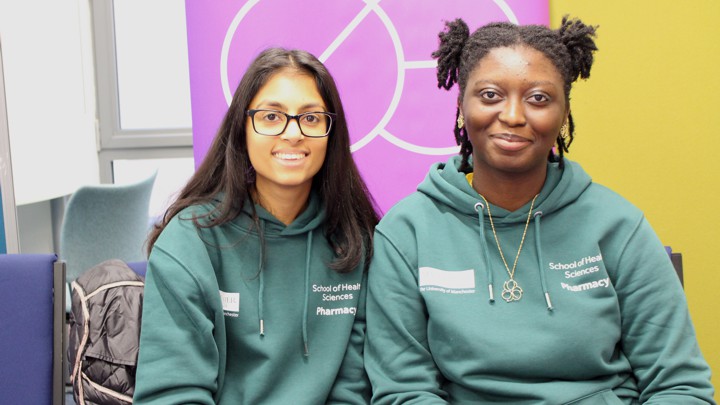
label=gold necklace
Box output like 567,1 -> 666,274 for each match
479,194 -> 538,302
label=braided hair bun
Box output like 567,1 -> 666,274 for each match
432,19 -> 470,90
558,16 -> 598,81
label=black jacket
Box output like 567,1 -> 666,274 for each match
67,259 -> 144,405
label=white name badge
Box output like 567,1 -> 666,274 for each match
219,290 -> 240,312
418,267 -> 475,289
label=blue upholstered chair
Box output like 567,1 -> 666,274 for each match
0,253 -> 66,405
59,172 -> 156,312
126,260 -> 147,278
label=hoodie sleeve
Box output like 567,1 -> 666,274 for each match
613,216 -> 715,403
133,246 -> 220,405
365,230 -> 450,404
326,271 -> 372,404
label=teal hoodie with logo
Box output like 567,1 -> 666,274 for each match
134,193 -> 370,404
365,155 -> 715,404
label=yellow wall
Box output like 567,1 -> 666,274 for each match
550,0 -> 720,395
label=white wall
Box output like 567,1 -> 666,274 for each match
0,0 -> 99,206
17,200 -> 54,254
0,40 -> 18,253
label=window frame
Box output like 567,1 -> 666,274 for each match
91,0 -> 193,183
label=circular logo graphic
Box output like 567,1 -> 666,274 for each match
188,0 -> 547,213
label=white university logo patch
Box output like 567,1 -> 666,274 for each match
418,267 -> 476,294
220,290 -> 239,316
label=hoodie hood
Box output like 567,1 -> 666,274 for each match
418,155 -> 591,221
417,155 -> 592,309
234,191 -> 326,236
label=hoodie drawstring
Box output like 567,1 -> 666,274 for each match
533,211 -> 554,311
302,231 -> 313,356
474,202 -> 495,303
258,221 -> 266,336
475,202 -> 554,310
256,222 -> 314,355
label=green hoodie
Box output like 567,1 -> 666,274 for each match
134,193 -> 370,404
365,155 -> 715,404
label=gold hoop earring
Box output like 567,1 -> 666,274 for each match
457,114 -> 465,129
560,121 -> 569,140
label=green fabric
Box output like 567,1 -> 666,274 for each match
365,155 -> 715,404
134,194 -> 369,404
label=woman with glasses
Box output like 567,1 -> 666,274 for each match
364,17 -> 715,404
134,48 -> 378,404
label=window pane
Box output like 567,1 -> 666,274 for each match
113,0 -> 191,130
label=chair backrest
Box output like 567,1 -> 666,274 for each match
670,252 -> 684,286
665,246 -> 684,287
126,260 -> 147,277
60,172 -> 156,283
0,253 -> 66,405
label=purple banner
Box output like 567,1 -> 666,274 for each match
185,0 -> 548,214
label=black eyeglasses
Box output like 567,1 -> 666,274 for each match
245,109 -> 336,138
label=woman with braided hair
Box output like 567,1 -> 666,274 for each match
364,17 -> 715,404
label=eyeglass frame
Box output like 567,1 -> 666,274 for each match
245,109 -> 337,138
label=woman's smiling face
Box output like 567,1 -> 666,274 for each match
246,68 -> 329,196
460,45 -> 568,178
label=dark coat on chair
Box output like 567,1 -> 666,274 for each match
67,259 -> 144,405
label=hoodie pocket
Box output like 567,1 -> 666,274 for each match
563,389 -> 625,405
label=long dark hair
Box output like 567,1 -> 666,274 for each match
433,17 -> 598,172
147,48 -> 379,273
